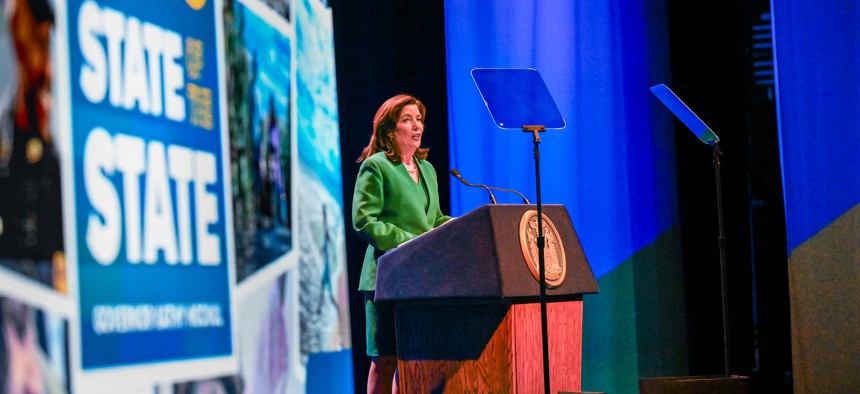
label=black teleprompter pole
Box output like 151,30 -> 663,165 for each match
524,124 -> 551,394
650,82 -> 732,377
713,141 -> 731,377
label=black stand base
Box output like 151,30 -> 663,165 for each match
640,375 -> 749,394
559,392 -> 605,394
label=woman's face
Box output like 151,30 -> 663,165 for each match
388,104 -> 423,156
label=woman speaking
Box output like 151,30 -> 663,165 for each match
352,94 -> 452,394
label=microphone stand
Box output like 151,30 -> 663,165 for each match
524,124 -> 551,394
452,168 -> 531,204
451,169 -> 497,204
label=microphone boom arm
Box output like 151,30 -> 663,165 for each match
485,185 -> 530,204
451,169 -> 497,204
451,168 -> 529,204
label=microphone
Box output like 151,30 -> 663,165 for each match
451,169 -> 532,204
451,169 -> 497,204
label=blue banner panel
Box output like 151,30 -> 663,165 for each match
306,350 -> 354,394
67,0 -> 233,369
773,3 -> 860,391
772,2 -> 860,252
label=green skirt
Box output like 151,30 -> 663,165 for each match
363,291 -> 397,357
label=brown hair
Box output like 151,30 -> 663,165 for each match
357,94 -> 429,163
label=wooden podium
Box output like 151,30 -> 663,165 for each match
376,205 -> 598,393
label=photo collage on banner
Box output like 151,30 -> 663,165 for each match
223,0 -> 351,392
293,0 -> 351,379
0,0 -> 350,392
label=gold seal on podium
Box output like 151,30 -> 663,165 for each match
518,210 -> 566,289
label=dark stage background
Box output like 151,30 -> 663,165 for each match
332,1 -> 451,392
332,0 -> 791,392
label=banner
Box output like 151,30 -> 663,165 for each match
1,0 -> 350,391
63,0 -> 236,387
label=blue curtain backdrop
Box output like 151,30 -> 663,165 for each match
445,0 -> 684,391
772,3 -> 860,252
445,0 -> 675,277
772,2 -> 860,391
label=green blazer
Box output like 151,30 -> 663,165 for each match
352,152 -> 452,291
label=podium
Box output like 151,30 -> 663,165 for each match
376,204 -> 598,393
